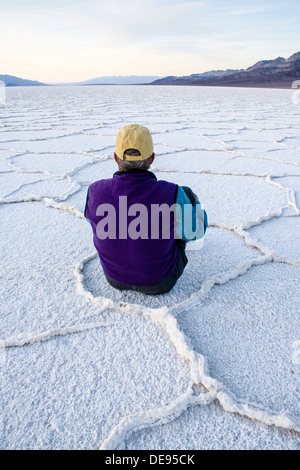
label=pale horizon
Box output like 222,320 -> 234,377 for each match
0,0 -> 299,84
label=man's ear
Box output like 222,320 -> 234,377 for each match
150,153 -> 155,164
114,152 -> 118,163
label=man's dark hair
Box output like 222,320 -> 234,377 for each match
116,148 -> 153,171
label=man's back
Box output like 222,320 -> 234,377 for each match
85,169 -> 179,286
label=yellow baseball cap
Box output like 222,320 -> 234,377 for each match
115,124 -> 154,161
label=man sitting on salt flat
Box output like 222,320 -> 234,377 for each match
84,124 -> 208,295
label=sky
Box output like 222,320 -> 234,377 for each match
0,0 -> 299,83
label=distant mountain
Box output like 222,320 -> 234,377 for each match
150,52 -> 300,88
61,75 -> 162,85
151,69 -> 243,85
0,74 -> 46,86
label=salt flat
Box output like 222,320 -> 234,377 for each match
0,85 -> 299,450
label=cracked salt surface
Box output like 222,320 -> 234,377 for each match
126,403 -> 300,450
275,176 -> 300,208
0,85 -> 299,450
249,217 -> 300,263
9,152 -> 94,177
82,227 -> 259,311
176,263 -> 300,421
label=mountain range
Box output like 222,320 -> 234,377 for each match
150,52 -> 300,88
1,52 -> 299,88
68,75 -> 162,85
0,74 -> 46,86
0,74 -> 161,87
